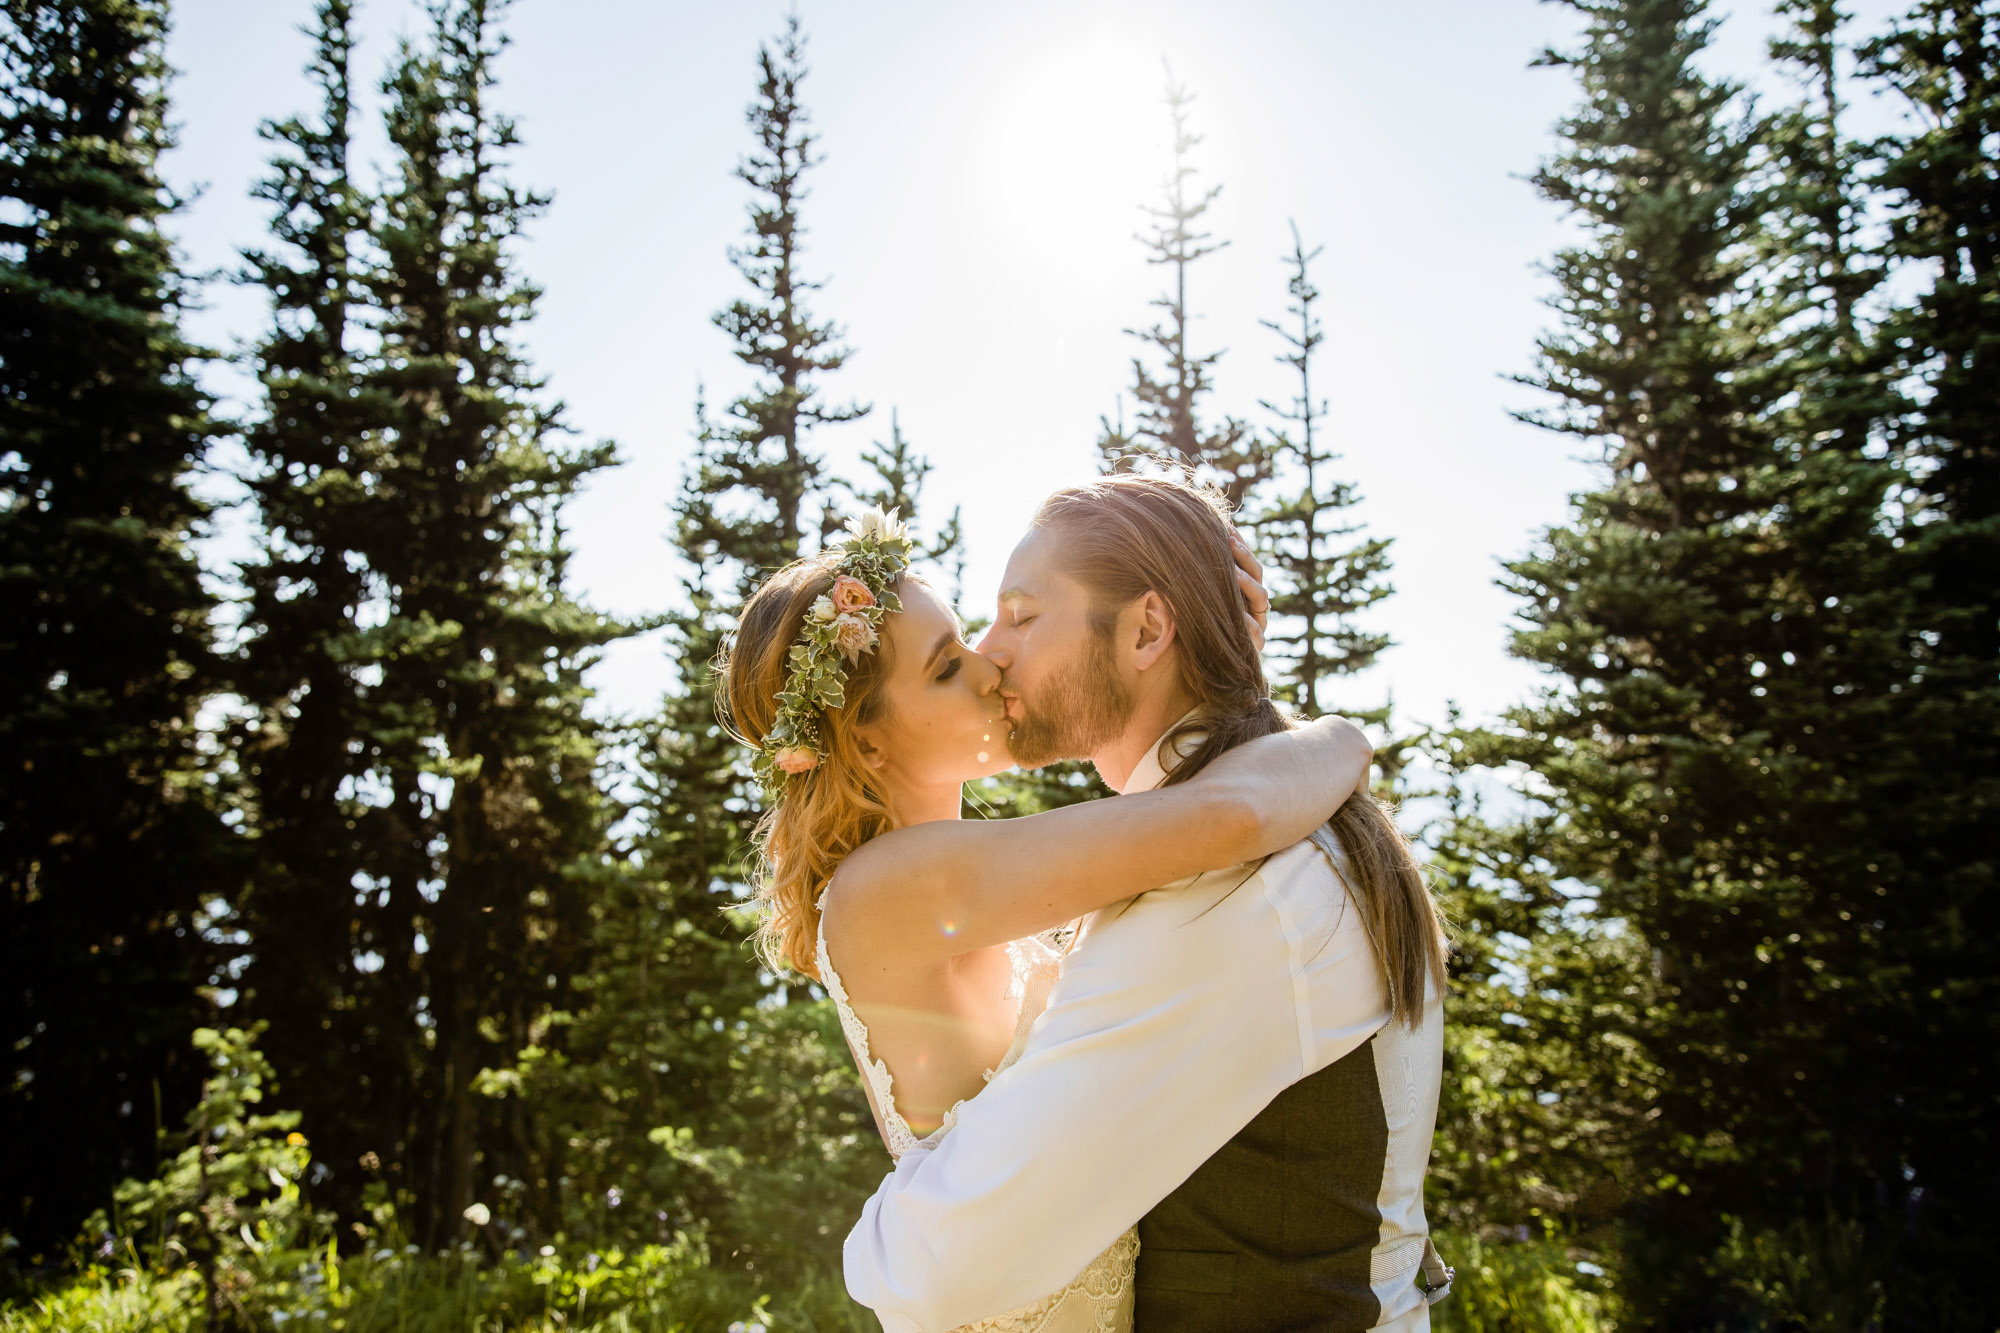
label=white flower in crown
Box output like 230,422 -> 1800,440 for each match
832,612 -> 878,664
843,505 -> 908,547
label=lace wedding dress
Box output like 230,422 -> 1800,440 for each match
819,918 -> 1138,1333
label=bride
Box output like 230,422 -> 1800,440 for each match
720,509 -> 1372,1331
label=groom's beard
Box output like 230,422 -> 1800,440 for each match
1005,632 -> 1133,770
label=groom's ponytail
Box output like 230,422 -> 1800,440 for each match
1033,477 -> 1449,1025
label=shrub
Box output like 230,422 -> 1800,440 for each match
1430,1232 -> 1617,1333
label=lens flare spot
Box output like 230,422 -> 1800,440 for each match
976,750 -> 990,764
940,919 -> 959,938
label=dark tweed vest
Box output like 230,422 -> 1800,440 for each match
1134,1031 -> 1400,1332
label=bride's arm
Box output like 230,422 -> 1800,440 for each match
827,714 -> 1372,958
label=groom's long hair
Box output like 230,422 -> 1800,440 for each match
1032,476 -> 1448,1023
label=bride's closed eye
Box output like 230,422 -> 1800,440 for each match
935,655 -> 963,683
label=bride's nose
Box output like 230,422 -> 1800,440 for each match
970,649 -> 1004,693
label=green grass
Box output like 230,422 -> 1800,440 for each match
6,1231 -> 1615,1332
0,1240 -> 872,1333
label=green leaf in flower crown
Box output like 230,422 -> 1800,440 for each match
879,589 -> 902,614
821,677 -> 845,708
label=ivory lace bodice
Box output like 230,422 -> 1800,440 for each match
818,916 -> 1137,1333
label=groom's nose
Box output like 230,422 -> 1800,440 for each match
975,622 -> 1009,666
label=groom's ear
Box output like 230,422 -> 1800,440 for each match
1129,590 -> 1177,672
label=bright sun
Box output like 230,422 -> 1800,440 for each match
979,28 -> 1173,262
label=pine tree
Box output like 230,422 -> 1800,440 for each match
0,0 -> 229,1254
1484,0 -> 1920,1319
705,10 -> 867,567
1247,224 -> 1393,719
1454,0 -> 2000,1321
635,7 -> 865,1015
1852,4 -> 2000,1317
229,0 -> 395,1229
1417,714 -> 1657,1255
520,14 -> 881,1283
315,0 -> 631,1244
1097,72 -> 1269,507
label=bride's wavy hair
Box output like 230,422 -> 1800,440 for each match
1032,475 -> 1450,1023
718,552 -> 907,980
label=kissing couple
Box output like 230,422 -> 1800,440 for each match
721,475 -> 1453,1332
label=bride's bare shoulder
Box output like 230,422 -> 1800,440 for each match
817,836 -> 899,939
820,822 -> 959,954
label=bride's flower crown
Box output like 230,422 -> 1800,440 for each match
751,506 -> 914,798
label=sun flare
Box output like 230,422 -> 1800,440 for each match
980,31 -> 1167,258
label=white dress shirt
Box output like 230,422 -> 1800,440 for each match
843,725 -> 1420,1332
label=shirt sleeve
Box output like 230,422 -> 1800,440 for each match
841,850 -> 1384,1332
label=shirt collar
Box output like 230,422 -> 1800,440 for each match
1122,709 -> 1207,794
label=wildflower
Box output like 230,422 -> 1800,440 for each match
605,1186 -> 622,1208
463,1203 -> 491,1227
830,575 -> 876,613
286,1131 -> 308,1146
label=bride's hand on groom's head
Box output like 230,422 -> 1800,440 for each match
1229,528 -> 1270,652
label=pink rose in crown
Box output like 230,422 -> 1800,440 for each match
833,613 -> 879,663
830,575 -> 876,613
773,745 -> 819,775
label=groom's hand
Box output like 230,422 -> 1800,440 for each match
1229,528 -> 1270,651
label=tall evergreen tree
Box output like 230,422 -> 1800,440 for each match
0,0 -> 229,1254
518,14 -> 880,1284
1853,3 -> 2000,1315
229,0 -> 394,1229
1417,715 -> 1657,1257
237,0 -> 633,1245
1471,0 -> 1982,1323
1247,224 -> 1393,719
1097,73 -> 1269,507
638,7 -> 864,1018
704,11 -> 867,564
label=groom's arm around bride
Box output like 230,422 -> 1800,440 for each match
843,476 -> 1450,1333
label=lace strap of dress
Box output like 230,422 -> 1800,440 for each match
816,909 -> 926,1159
991,933 -> 1065,1080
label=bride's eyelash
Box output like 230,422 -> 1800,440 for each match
936,656 -> 962,683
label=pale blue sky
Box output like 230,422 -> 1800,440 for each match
162,0 -> 1912,736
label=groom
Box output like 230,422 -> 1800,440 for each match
842,475 -> 1449,1331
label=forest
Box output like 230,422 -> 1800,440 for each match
0,0 -> 1993,1329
